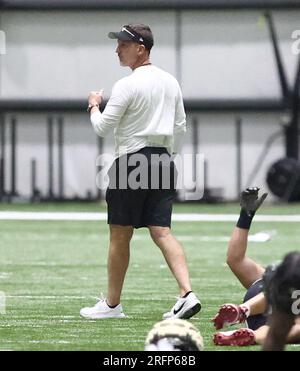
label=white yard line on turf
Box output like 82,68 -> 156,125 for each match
5,295 -> 170,302
0,211 -> 300,222
133,235 -> 230,242
134,232 -> 275,243
5,295 -> 88,299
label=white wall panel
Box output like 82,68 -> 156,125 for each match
181,10 -> 300,99
0,9 -> 297,200
1,10 -> 176,98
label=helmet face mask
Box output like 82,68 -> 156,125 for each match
144,319 -> 204,351
145,335 -> 200,351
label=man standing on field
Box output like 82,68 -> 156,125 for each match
80,24 -> 201,320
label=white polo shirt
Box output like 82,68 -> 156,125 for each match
91,64 -> 186,157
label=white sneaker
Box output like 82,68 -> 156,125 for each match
163,292 -> 201,320
80,298 -> 126,319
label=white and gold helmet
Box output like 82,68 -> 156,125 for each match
145,319 -> 204,351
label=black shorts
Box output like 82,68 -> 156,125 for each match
106,147 -> 177,229
243,278 -> 267,331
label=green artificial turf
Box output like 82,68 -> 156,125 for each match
0,202 -> 300,351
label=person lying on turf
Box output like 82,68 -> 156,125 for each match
211,188 -> 300,347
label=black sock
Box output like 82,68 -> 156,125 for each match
236,208 -> 255,230
106,301 -> 119,309
182,291 -> 193,298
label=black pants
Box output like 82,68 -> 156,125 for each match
243,279 -> 267,330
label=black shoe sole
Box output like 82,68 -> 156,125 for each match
181,303 -> 201,319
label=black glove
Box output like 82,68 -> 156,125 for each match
240,187 -> 268,217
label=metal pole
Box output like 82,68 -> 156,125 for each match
97,136 -> 103,200
192,117 -> 199,190
175,10 -> 182,86
47,116 -> 54,199
0,114 -> 5,199
10,116 -> 17,196
286,57 -> 300,159
265,12 -> 299,159
57,116 -> 64,199
264,12 -> 289,101
235,117 -> 242,197
31,158 -> 37,200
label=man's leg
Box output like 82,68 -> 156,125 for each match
213,327 -> 256,346
285,322 -> 300,343
215,317 -> 300,347
244,292 -> 267,316
148,226 -> 191,296
212,292 -> 267,330
262,310 -> 295,351
79,224 -> 133,318
148,225 -> 200,319
227,188 -> 267,289
255,322 -> 300,346
252,325 -> 269,345
107,224 -> 134,306
227,227 -> 265,289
